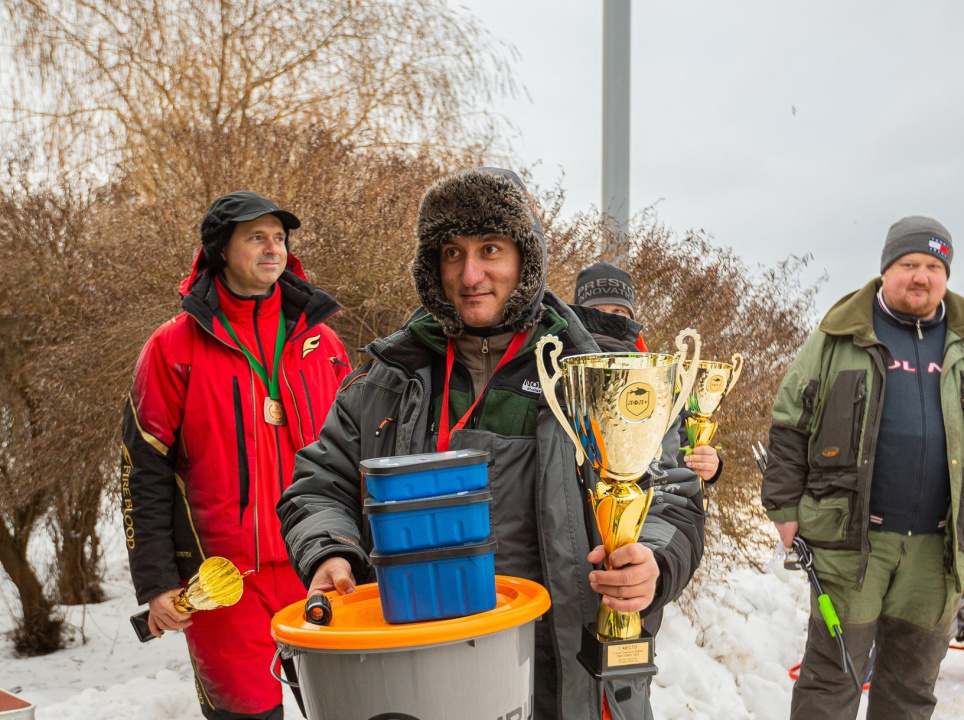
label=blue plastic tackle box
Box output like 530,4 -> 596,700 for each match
363,489 -> 491,554
370,539 -> 498,624
360,449 -> 490,502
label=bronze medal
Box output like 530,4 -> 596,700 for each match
264,398 -> 286,426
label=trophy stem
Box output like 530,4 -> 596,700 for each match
593,485 -> 654,641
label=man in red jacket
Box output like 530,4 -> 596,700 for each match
122,191 -> 351,719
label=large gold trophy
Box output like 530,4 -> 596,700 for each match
130,556 -> 247,642
683,355 -> 743,510
536,329 -> 700,680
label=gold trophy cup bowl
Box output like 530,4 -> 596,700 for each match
536,328 -> 701,680
130,556 -> 247,641
174,556 -> 247,612
683,354 -> 743,466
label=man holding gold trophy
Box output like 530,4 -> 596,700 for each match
279,168 -> 704,719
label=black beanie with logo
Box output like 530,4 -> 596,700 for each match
573,262 -> 636,319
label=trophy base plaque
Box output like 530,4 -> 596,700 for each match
576,624 -> 659,680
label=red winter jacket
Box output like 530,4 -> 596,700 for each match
122,250 -> 351,605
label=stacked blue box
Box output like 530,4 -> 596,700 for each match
363,490 -> 492,554
359,450 -> 497,624
370,541 -> 498,623
361,449 -> 490,502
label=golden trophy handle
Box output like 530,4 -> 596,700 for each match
535,335 -> 586,466
726,353 -> 744,395
669,328 -> 701,434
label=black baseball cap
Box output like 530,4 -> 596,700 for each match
205,190 -> 301,230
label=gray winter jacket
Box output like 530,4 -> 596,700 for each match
278,292 -> 704,719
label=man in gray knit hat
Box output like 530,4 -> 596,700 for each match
278,167 -> 705,720
762,215 -> 964,720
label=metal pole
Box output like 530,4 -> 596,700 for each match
602,0 -> 631,261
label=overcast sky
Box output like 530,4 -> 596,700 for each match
458,0 -> 964,315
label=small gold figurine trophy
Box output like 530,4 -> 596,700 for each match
536,329 -> 700,680
130,556 -> 247,642
682,355 -> 743,508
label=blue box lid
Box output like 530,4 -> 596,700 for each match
359,449 -> 490,476
362,489 -> 491,515
370,538 -> 498,566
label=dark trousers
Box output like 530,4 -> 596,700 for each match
791,533 -> 958,720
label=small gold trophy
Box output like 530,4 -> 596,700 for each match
130,556 -> 247,642
682,355 -> 743,509
536,329 -> 700,680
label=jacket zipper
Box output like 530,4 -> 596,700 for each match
367,345 -> 426,452
856,340 -> 888,588
250,365 -> 260,572
482,337 -> 491,383
909,328 -> 927,535
282,364 -> 304,447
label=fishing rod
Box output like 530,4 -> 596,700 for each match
754,439 -> 863,691
785,537 -> 863,691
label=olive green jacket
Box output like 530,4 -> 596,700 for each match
762,278 -> 964,587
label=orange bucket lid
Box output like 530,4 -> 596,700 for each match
272,575 -> 551,651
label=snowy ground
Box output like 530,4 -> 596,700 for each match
3,521 -> 964,719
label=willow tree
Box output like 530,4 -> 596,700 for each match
2,0 -> 515,190
0,0 -> 514,652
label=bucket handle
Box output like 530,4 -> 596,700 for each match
271,646 -> 300,688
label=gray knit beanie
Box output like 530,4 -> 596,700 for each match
573,262 -> 636,318
880,216 -> 953,278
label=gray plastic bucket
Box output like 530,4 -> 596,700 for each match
271,577 -> 550,720
286,621 -> 533,720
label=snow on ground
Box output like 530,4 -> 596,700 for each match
4,521 -> 964,719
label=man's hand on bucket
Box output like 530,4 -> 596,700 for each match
587,543 -> 660,613
148,589 -> 193,638
309,556 -> 357,596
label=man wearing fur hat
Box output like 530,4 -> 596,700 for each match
122,191 -> 351,719
278,168 -> 704,719
763,216 -> 964,719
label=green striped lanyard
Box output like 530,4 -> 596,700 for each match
219,309 -> 286,402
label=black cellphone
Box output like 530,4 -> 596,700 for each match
130,609 -> 156,643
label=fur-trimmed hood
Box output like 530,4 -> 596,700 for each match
412,167 -> 546,336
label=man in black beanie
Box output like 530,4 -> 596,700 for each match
122,190 -> 351,719
574,262 -> 637,319
763,215 -> 963,720
279,168 -> 705,720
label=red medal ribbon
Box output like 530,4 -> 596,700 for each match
437,331 -> 528,452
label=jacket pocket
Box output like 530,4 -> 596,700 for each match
799,494 -> 851,543
799,471 -> 858,543
809,369 -> 866,469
